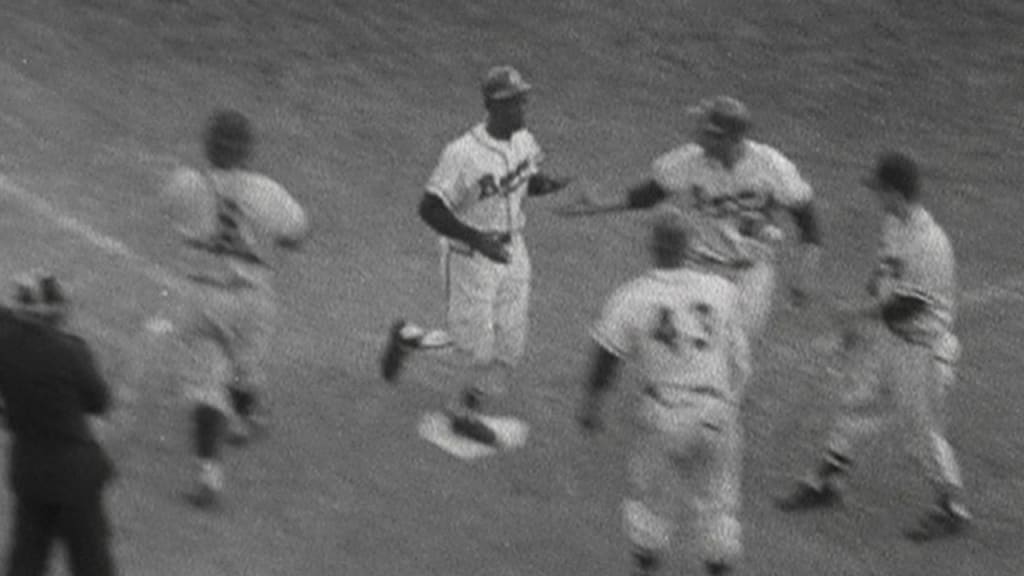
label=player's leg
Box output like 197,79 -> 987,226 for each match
490,235 -> 531,398
178,288 -> 235,508
380,242 -> 491,386
226,284 -> 277,443
623,432 -> 677,575
736,261 -> 776,343
183,336 -> 233,508
777,320 -> 890,510
4,496 -> 58,576
687,398 -> 742,576
894,337 -> 970,540
435,248 -> 504,443
58,492 -> 116,576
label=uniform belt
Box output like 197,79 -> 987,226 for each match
643,384 -> 729,406
448,231 -> 521,257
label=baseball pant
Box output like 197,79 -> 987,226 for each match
734,260 -> 776,343
624,393 -> 743,566
177,276 -> 277,414
825,319 -> 963,494
5,492 -> 115,576
423,234 -> 530,396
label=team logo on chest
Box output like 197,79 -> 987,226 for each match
478,159 -> 532,200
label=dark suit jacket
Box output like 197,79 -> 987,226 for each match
0,307 -> 114,503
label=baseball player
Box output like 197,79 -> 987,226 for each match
560,96 -> 822,342
578,207 -> 751,576
776,152 -> 969,541
379,65 -> 570,445
162,109 -> 309,508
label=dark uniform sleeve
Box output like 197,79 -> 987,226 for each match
66,335 -> 112,416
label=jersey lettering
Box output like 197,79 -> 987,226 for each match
478,159 -> 533,200
210,195 -> 258,262
652,307 -> 682,352
689,302 -> 714,350
651,302 -> 717,355
693,185 -> 774,238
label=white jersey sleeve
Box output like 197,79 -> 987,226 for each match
236,173 -> 309,244
521,130 -> 545,167
651,143 -> 703,197
163,166 -> 220,241
425,141 -> 470,211
591,283 -> 639,359
760,145 -> 813,208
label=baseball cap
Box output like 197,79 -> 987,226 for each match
863,151 -> 919,195
481,65 -> 532,101
693,96 -> 751,136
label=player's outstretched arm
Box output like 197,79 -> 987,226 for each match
787,201 -> 824,307
577,345 -> 621,433
527,173 -> 573,197
554,178 -> 668,217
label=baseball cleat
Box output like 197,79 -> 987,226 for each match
380,319 -> 417,383
184,483 -> 221,511
630,547 -> 660,576
448,412 -> 498,447
775,480 -> 841,511
904,504 -> 971,542
185,461 -> 224,510
705,560 -> 733,576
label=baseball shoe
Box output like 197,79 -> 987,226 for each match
184,483 -> 221,511
447,387 -> 497,446
905,501 -> 971,542
775,480 -> 842,511
185,461 -> 224,510
705,560 -> 733,575
448,411 -> 498,447
380,319 -> 418,383
630,547 -> 660,576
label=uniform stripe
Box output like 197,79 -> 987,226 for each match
0,173 -> 185,294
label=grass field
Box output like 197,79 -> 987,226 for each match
1,1 -> 1023,574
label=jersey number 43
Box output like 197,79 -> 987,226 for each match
651,302 -> 716,355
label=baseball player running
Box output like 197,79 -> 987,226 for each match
379,65 -> 570,446
163,109 -> 309,508
578,207 -> 751,576
776,152 -> 969,541
559,96 -> 822,342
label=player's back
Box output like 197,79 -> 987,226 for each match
164,167 -> 308,287
880,206 -> 956,331
614,268 -> 740,399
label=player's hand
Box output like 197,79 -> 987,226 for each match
789,244 -> 822,308
529,174 -> 574,197
473,231 -> 511,264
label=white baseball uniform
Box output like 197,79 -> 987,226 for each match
164,166 -> 308,413
652,141 -> 813,340
826,205 -> 962,493
425,123 -> 542,368
592,267 -> 751,565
